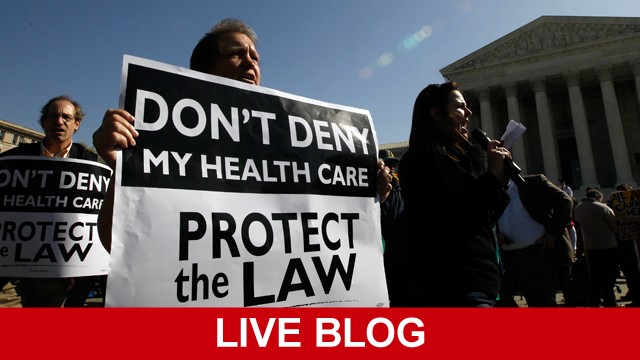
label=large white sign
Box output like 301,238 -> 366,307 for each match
0,156 -> 112,277
106,56 -> 388,307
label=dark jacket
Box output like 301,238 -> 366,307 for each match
397,141 -> 510,306
516,174 -> 575,264
380,179 -> 405,306
380,178 -> 404,245
1,142 -> 98,161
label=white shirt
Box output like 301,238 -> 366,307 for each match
560,184 -> 573,198
40,142 -> 72,158
498,181 -> 546,251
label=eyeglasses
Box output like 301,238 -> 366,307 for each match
46,113 -> 75,123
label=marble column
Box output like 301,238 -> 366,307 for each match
503,83 -> 528,175
596,66 -> 636,186
564,71 -> 600,189
532,78 -> 560,181
631,61 -> 640,112
477,87 -> 496,139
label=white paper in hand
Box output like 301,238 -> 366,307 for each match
500,120 -> 527,149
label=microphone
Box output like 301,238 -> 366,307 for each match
471,128 -> 525,186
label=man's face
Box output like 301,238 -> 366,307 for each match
211,32 -> 261,85
42,100 -> 78,148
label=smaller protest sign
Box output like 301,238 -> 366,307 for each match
0,156 -> 112,277
609,189 -> 640,241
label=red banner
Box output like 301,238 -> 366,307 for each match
3,308 -> 637,358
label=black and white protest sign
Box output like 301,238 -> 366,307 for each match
610,189 -> 640,242
0,156 -> 112,277
106,56 -> 388,307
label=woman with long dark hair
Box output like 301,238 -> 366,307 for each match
397,82 -> 511,306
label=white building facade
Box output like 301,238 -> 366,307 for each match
440,16 -> 640,190
0,119 -> 44,154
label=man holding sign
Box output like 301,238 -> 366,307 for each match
94,18 -> 262,250
95,19 -> 393,249
0,95 -> 111,307
93,19 -> 390,307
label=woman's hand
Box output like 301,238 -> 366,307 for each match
486,140 -> 510,185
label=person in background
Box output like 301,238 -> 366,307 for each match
0,95 -> 97,307
558,177 -> 573,198
496,174 -> 574,307
378,149 -> 402,246
378,149 -> 405,306
397,81 -> 511,307
379,150 -> 399,179
574,189 -> 619,307
610,183 -> 640,306
558,177 -> 577,252
555,177 -> 578,305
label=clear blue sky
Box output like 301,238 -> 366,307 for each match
2,1 -> 639,148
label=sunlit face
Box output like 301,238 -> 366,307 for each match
42,100 -> 79,151
447,90 -> 472,139
211,32 -> 261,85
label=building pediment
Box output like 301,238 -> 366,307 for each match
441,16 -> 640,75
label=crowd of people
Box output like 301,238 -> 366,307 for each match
2,18 -> 639,308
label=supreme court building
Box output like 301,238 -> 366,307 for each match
440,16 -> 640,191
0,119 -> 44,154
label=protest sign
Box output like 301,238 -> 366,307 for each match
0,156 -> 112,277
610,189 -> 640,241
106,55 -> 388,307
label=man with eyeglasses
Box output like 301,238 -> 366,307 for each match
2,95 -> 90,158
0,95 -> 98,307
